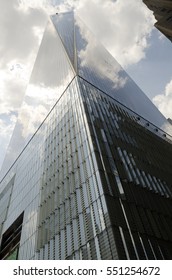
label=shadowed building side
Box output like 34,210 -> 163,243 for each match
143,0 -> 172,42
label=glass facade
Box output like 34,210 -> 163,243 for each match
0,19 -> 75,181
0,12 -> 172,260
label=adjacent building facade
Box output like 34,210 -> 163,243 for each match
143,0 -> 172,42
0,12 -> 172,260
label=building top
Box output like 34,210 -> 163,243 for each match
0,11 -> 172,182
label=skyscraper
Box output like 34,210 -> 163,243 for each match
143,0 -> 172,42
0,12 -> 172,260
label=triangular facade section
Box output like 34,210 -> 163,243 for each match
51,12 -> 76,71
0,18 -> 76,181
73,14 -> 169,129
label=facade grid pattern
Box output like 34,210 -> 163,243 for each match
0,11 -> 172,260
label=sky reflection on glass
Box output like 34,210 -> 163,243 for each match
1,11 -> 172,181
74,13 -> 172,134
0,18 -> 75,180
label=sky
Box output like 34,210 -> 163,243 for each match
0,0 -> 172,169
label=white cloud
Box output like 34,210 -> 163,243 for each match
0,1 -> 48,68
0,0 -> 50,169
0,0 -> 48,117
77,18 -> 127,89
39,0 -> 155,68
0,68 -> 26,115
18,102 -> 48,138
153,79 -> 172,119
17,0 -> 60,14
74,0 -> 155,67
